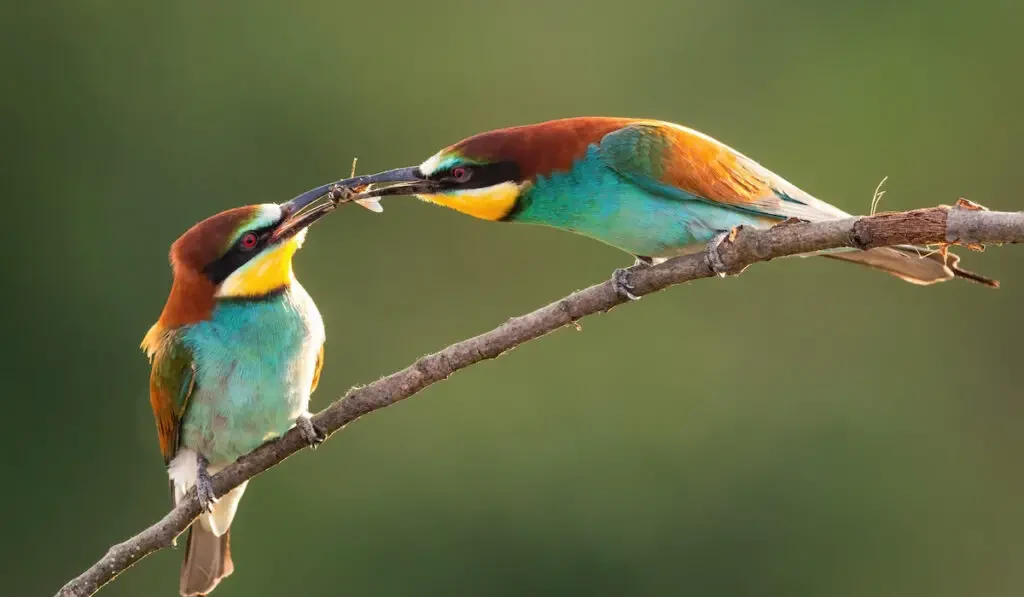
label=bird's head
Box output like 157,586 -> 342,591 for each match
349,138 -> 527,221
171,200 -> 326,300
341,119 -> 633,221
145,195 -> 333,349
404,147 -> 525,221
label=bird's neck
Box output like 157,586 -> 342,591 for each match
504,149 -> 609,227
210,280 -> 321,333
214,279 -> 296,309
143,268 -> 217,357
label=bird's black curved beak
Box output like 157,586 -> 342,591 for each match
281,166 -> 437,213
366,166 -> 428,187
343,166 -> 438,198
272,188 -> 340,243
273,166 -> 437,241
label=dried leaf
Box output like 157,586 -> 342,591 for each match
955,198 -> 989,211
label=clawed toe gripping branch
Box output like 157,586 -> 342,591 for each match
194,454 -> 217,513
612,257 -> 652,300
706,229 -> 739,277
57,203 -> 1024,597
295,414 -> 327,448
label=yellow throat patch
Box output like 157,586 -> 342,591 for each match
417,182 -> 520,221
217,236 -> 302,298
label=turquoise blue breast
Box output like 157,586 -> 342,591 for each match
179,283 -> 325,465
513,146 -> 770,258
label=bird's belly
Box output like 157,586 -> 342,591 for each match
595,197 -> 773,258
182,364 -> 313,466
180,286 -> 325,466
574,193 -> 713,257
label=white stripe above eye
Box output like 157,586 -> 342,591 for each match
227,203 -> 282,247
419,152 -> 459,177
248,204 -> 282,229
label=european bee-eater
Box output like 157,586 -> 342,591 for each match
309,117 -> 993,295
142,194 -> 335,596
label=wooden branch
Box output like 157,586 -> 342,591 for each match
56,203 -> 1024,597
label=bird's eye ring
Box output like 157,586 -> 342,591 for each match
450,166 -> 472,182
239,232 -> 259,251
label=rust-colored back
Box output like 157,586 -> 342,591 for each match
451,117 -> 639,179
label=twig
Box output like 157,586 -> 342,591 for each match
870,176 -> 888,215
56,203 -> 1024,597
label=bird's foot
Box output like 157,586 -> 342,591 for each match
295,413 -> 327,449
706,231 -> 733,277
195,453 -> 217,513
612,257 -> 653,301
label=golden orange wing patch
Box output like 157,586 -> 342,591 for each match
648,122 -> 773,208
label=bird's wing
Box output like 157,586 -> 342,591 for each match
146,328 -> 197,464
598,122 -> 849,221
310,344 -> 324,394
598,121 -> 993,286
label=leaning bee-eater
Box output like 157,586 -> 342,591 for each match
310,117 -> 993,294
142,194 -> 334,596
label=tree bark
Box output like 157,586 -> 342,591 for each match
56,202 -> 1023,597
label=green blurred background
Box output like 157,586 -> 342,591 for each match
3,1 -> 1022,595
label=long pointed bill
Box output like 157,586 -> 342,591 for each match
271,195 -> 337,243
330,166 -> 434,196
282,166 -> 436,213
271,165 -> 430,242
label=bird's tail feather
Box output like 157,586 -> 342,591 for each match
180,524 -> 233,597
821,245 -> 998,287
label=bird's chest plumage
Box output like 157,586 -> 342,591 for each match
180,282 -> 325,465
515,147 -> 767,257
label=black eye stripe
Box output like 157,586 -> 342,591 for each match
203,225 -> 276,285
432,161 -> 520,190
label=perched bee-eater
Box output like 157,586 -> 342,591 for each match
312,117 -> 993,294
142,194 -> 335,596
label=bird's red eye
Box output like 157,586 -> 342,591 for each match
239,232 -> 259,250
450,166 -> 471,182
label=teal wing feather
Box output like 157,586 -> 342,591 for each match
598,122 -> 849,221
147,329 -> 197,464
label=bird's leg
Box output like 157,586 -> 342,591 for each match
612,256 -> 654,301
295,413 -> 327,449
195,453 -> 217,513
705,231 -> 732,277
